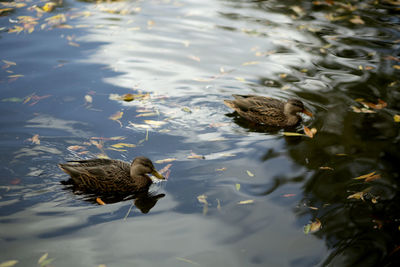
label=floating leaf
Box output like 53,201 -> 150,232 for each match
246,170 -> 254,177
347,191 -> 365,201
155,158 -> 177,164
28,134 -> 40,145
176,257 -> 200,266
197,194 -> 208,215
303,126 -> 315,138
353,171 -> 377,180
242,61 -> 259,66
96,197 -> 106,205
110,143 -> 136,148
158,163 -> 172,179
283,132 -> 305,137
38,253 -> 48,265
122,93 -> 135,102
235,183 -> 241,191
2,60 -> 16,67
350,15 -> 365,24
136,112 -> 158,117
2,97 -> 24,102
393,65 -> 400,70
279,73 -> 287,78
304,219 -> 321,234
283,194 -> 296,197
181,106 -> 192,113
109,111 -> 123,121
42,2 -> 56,12
319,166 -> 334,170
351,105 -> 375,113
187,152 -> 205,159
128,122 -> 152,129
188,55 -> 200,62
394,114 -> 400,122
68,145 -> 85,151
0,260 -> 18,267
238,199 -> 254,205
235,77 -> 246,82
144,120 -> 166,127
84,95 -> 93,104
216,167 -> 226,171
209,122 -> 230,128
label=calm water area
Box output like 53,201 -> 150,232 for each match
1,0 -> 400,266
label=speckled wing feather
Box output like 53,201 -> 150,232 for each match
224,95 -> 286,125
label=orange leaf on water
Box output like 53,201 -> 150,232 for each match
96,197 -> 106,205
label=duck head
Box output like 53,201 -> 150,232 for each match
130,156 -> 164,180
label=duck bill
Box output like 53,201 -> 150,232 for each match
302,109 -> 313,117
152,169 -> 165,180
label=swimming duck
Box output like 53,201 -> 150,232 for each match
224,94 -> 312,127
58,156 -> 164,193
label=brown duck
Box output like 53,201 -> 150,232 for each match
224,94 -> 312,127
58,156 -> 164,193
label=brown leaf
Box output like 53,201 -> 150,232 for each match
350,15 -> 365,24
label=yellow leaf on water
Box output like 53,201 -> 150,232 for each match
109,111 -> 123,121
110,143 -> 136,148
235,77 -> 246,82
353,171 -> 377,180
2,60 -> 16,66
8,25 -> 24,34
235,183 -> 241,191
176,257 -> 200,266
8,74 -> 24,78
246,170 -> 254,177
393,65 -> 400,70
394,114 -> 400,122
283,132 -> 305,137
38,253 -> 48,264
0,260 -> 19,267
155,158 -> 177,164
42,2 -> 56,12
242,61 -> 259,66
279,73 -> 287,78
216,167 -> 226,171
84,95 -> 92,104
347,191 -> 365,201
238,199 -> 254,205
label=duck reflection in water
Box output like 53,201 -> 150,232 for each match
59,156 -> 166,213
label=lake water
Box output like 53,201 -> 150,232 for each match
1,0 -> 400,266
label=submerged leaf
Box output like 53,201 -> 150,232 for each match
246,170 -> 254,177
238,199 -> 254,205
235,183 -> 241,191
38,253 -> 48,264
0,260 -> 18,267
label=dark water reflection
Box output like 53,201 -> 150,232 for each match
1,0 -> 400,266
